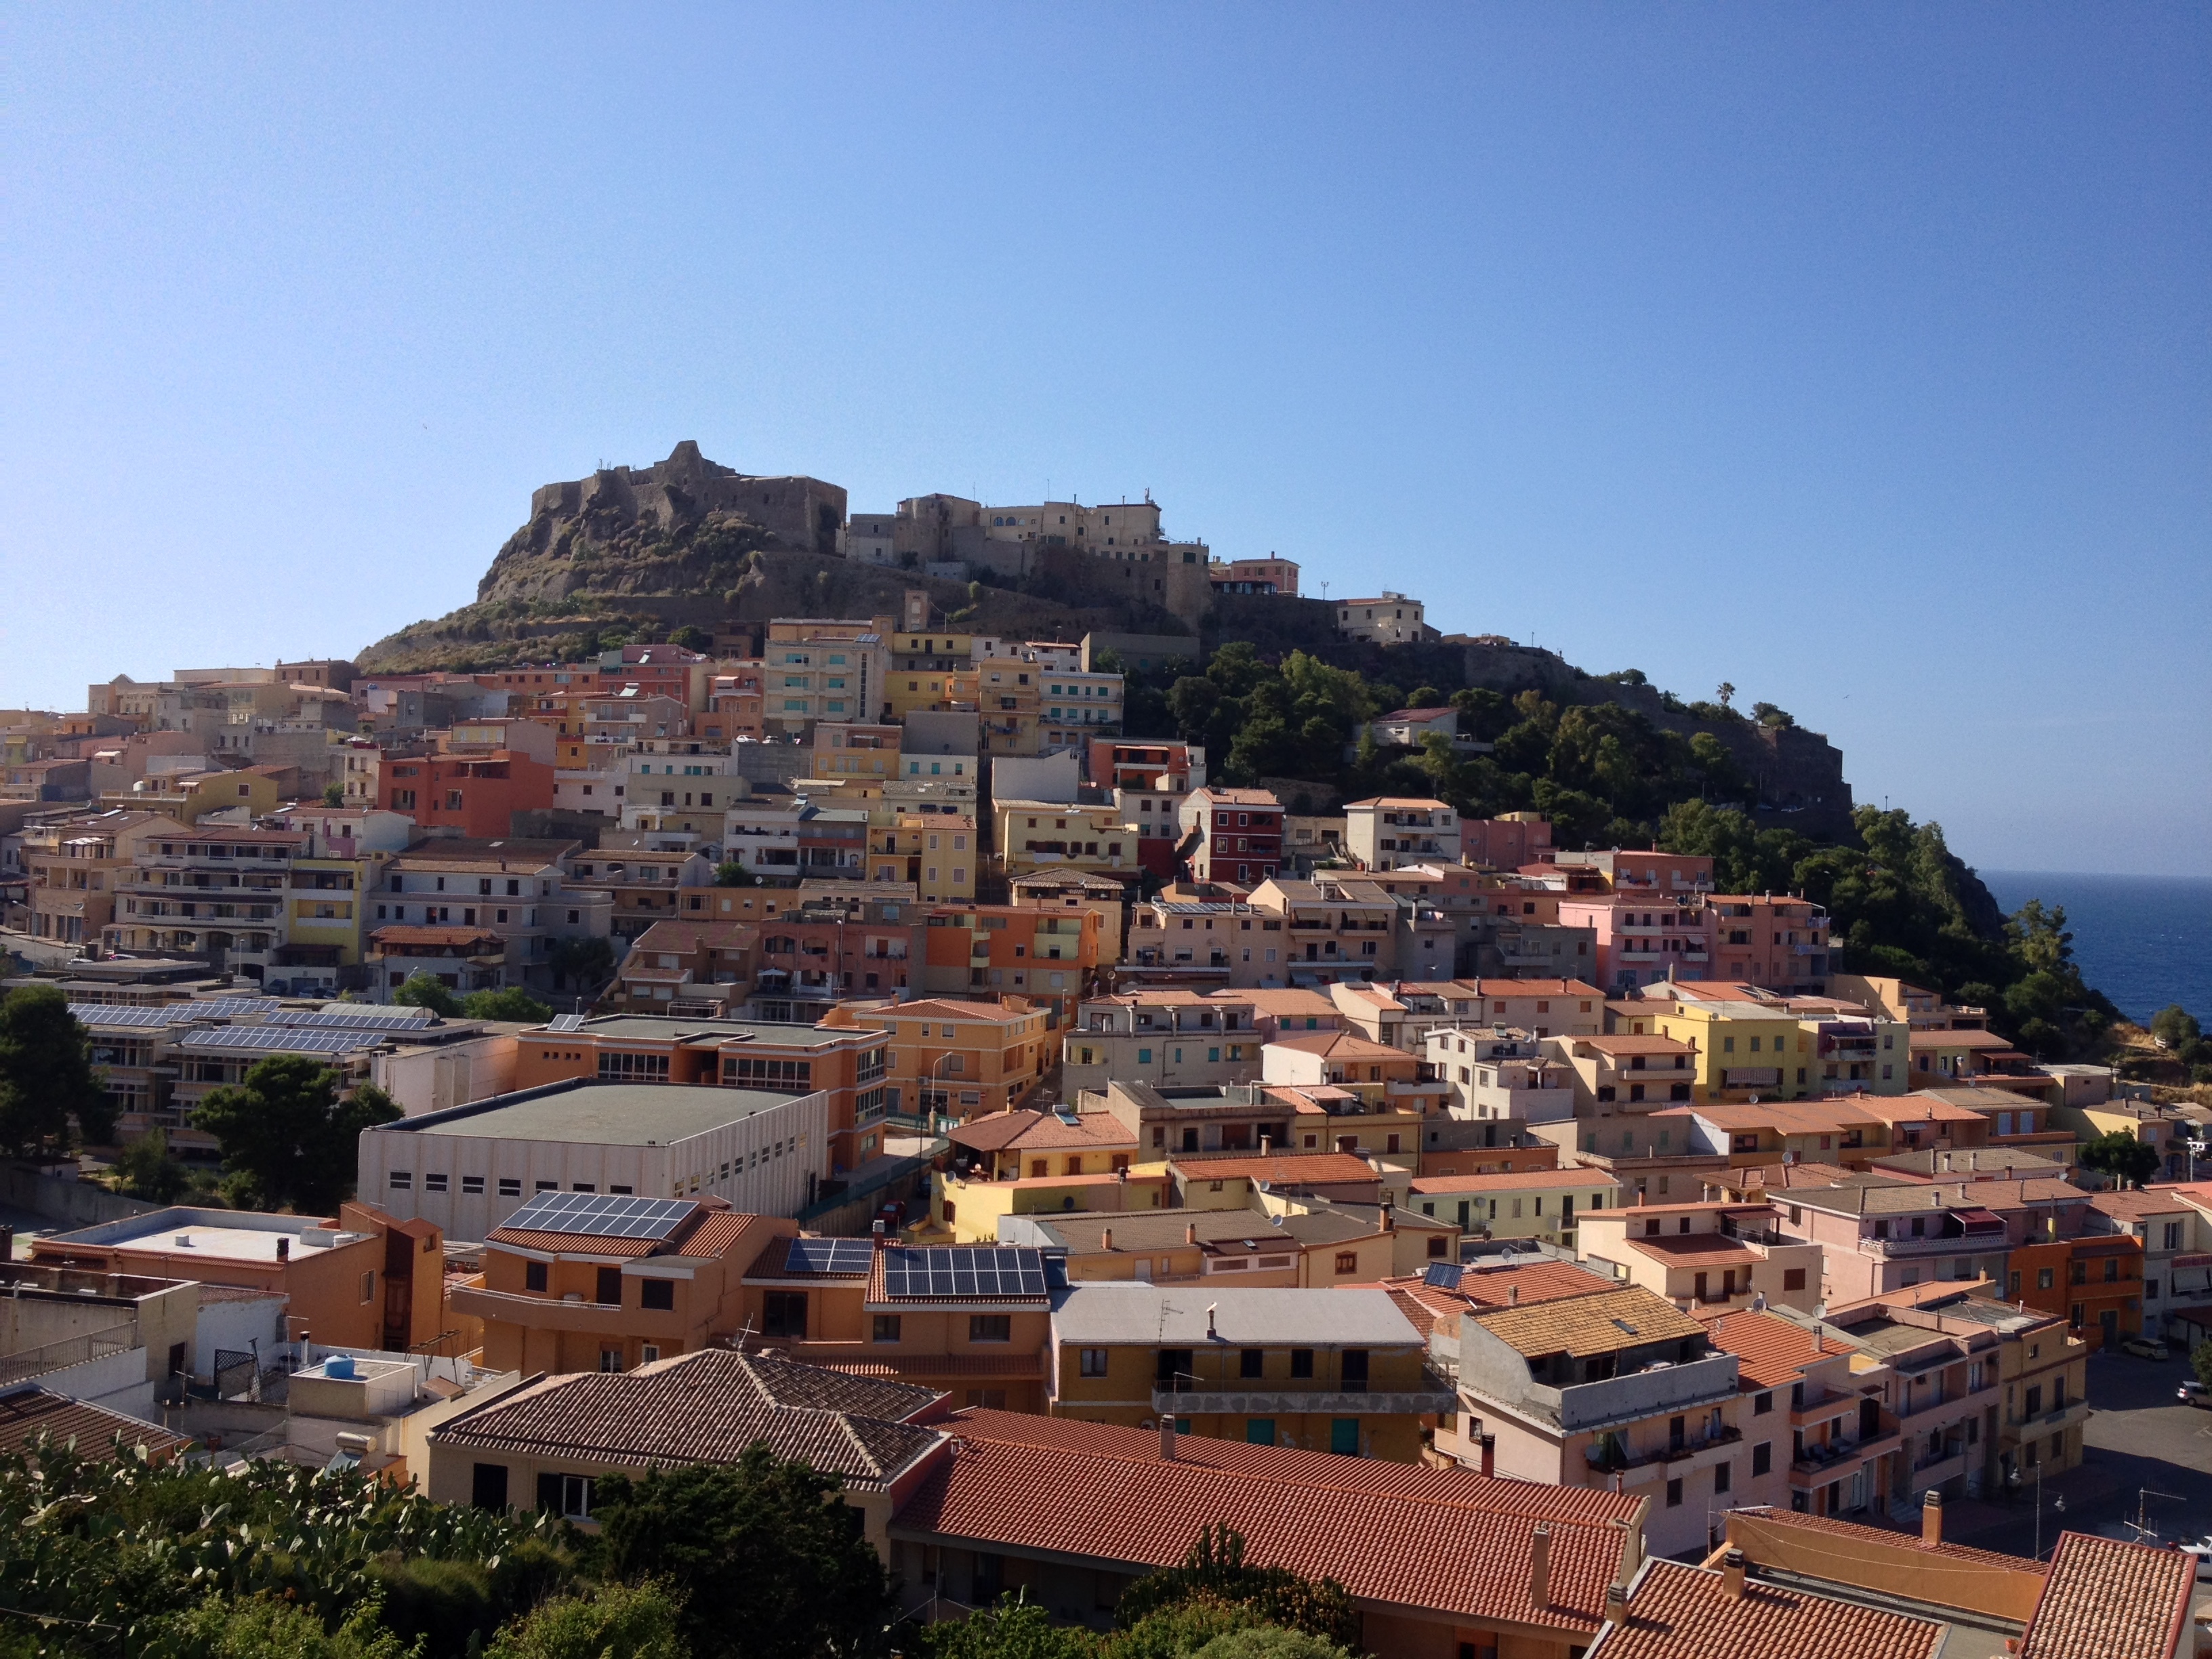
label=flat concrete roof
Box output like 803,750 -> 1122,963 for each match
560,1017 -> 857,1050
389,1082 -> 804,1145
110,1225 -> 368,1263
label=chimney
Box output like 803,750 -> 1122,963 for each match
1605,1583 -> 1630,1624
1528,1523 -> 1552,1609
1509,1284 -> 1521,1306
1476,1432 -> 1496,1477
1719,1550 -> 1747,1601
1921,1490 -> 1944,1547
276,1237 -> 290,1262
1185,1223 -> 1197,1246
1160,1414 -> 1176,1459
1206,1303 -> 1218,1339
1101,1227 -> 1113,1252
1381,1209 -> 1395,1234
1259,1133 -> 1271,1155
872,1218 -> 887,1249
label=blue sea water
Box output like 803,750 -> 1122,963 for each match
1980,871 -> 2212,1027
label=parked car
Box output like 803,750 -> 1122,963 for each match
2118,1336 -> 2171,1360
2179,1379 -> 2212,1408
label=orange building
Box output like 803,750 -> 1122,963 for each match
914,903 -> 1105,1024
739,1238 -> 1057,1411
823,996 -> 1051,1117
450,1191 -> 791,1375
31,1202 -> 446,1352
2007,1233 -> 2145,1351
378,750 -> 555,838
511,1014 -> 893,1172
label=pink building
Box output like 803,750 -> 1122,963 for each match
1780,1177 -> 2093,1307
1559,894 -> 1718,992
1460,813 -> 1553,869
1554,849 -> 1715,894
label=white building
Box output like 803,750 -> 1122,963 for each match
1335,592 -> 1431,644
1423,1026 -> 1576,1124
1343,797 -> 1460,871
357,1078 -> 831,1237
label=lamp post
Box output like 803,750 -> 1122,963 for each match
2009,1460 -> 2064,1561
926,1049 -> 959,1125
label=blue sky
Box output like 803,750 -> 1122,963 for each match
4,5 -> 2206,875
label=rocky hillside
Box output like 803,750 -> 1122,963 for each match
358,443 -> 1191,672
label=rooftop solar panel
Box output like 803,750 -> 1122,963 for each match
783,1237 -> 874,1276
264,1008 -> 435,1031
178,1026 -> 385,1054
498,1189 -> 699,1240
546,1013 -> 587,1032
880,1246 -> 1048,1299
1422,1261 -> 1465,1290
178,997 -> 281,1018
67,1004 -> 182,1028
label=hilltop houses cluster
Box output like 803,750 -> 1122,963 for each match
3,540 -> 2209,1656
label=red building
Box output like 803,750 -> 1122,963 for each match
1178,787 -> 1283,885
379,750 -> 555,838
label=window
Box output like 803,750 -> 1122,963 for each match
970,1314 -> 1012,1343
1334,1252 -> 1359,1274
1783,1268 -> 1807,1291
640,1277 -> 674,1311
424,1172 -> 448,1193
537,1473 -> 594,1521
525,1261 -> 548,1292
1080,1347 -> 1109,1376
763,1291 -> 807,1338
595,1267 -> 622,1305
462,1174 -> 485,1195
359,1271 -> 375,1304
388,1170 -> 411,1190
1290,1349 -> 1314,1378
1240,1349 -> 1264,1378
1752,1442 -> 1772,1476
874,1315 -> 903,1343
1714,1461 -> 1732,1494
499,1177 -> 522,1197
2038,1267 -> 2055,1290
1340,1350 -> 1369,1391
1665,1477 -> 1683,1508
1753,1391 -> 1773,1416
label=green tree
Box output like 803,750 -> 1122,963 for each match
486,1581 -> 688,1659
2077,1130 -> 2160,1188
667,625 -> 710,652
1405,685 -> 1445,709
392,972 -> 464,1017
148,1593 -> 418,1659
922,1594 -> 1097,1659
322,782 -> 346,807
462,987 -> 554,1023
192,1059 -> 401,1212
548,937 -> 617,991
1193,1630 -> 1353,1659
2150,1004 -> 2201,1049
0,984 -> 117,1154
1716,680 -> 1735,709
587,1450 -> 899,1659
112,1127 -> 190,1203
713,859 -> 759,887
1113,1528 -> 1359,1652
2194,1339 -> 2212,1391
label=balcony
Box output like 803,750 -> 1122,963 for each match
1790,1427 -> 1900,1477
1486,1353 -> 1741,1434
1151,1385 -> 1457,1417
1585,1423 -> 1743,1474
1907,1447 -> 1969,1492
1999,1399 -> 2090,1444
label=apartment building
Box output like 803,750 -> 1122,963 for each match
1897,1289 -> 2089,1487
364,838 -> 612,998
1697,1307 -> 1900,1521
1334,592 -> 1429,644
722,791 -> 869,884
377,750 -> 555,838
1409,1169 -> 1621,1249
1006,869 -> 1126,962
992,799 -> 1137,881
1545,1032 -> 1699,1114
1047,1283 -> 1448,1460
17,809 -> 182,947
2092,1187 -> 2209,1343
1453,1283 -> 1739,1558
972,657 -> 1040,756
1342,797 -> 1460,871
1578,1202 -> 1823,1315
1177,787 -> 1283,884
1036,666 -> 1124,752
1060,988 -> 1262,1097
1122,894 -> 1271,985
761,619 -> 888,734
1001,1206 -> 1401,1288
104,823 -> 308,981
869,814 -> 977,903
604,917 -> 757,1017
1786,1177 -> 2094,1307
452,1193 -> 791,1375
1261,1030 -> 1449,1117
567,842 -> 713,943
1425,1026 -> 1576,1124
913,901 -> 1105,1021
1553,849 -> 1715,895
823,996 -> 1050,1117
1706,895 -> 1833,989
1207,556 -> 1299,595
1810,1298 -> 2006,1511
944,1107 -> 1141,1181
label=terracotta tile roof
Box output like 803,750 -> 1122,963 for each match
890,998 -> 1040,1024
1906,1027 -> 2015,1049
2016,1531 -> 2196,1659
1591,1558 -> 1942,1659
677,1210 -> 771,1261
1727,1504 -> 2046,1572
1698,1309 -> 1854,1389
0,1386 -> 188,1464
897,1409 -> 1639,1633
1412,1170 -> 1622,1195
1573,1034 -> 1698,1055
1471,1286 -> 1705,1359
432,1350 -> 943,1488
1264,1030 -> 1412,1061
945,1109 -> 1050,1153
1736,1161 -> 1915,1191
623,918 -> 759,954
1455,978 -> 1603,999
1170,1153 -> 1380,1185
1361,1263 -> 1613,1338
371,925 -> 507,948
808,1353 -> 1041,1380
1851,1094 -> 1990,1124
2088,1189 -> 2192,1221
997,1114 -> 1137,1153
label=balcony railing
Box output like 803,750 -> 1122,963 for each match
1151,1385 -> 1457,1417
1585,1424 -> 1743,1473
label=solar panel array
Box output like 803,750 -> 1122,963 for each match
264,1008 -> 435,1032
68,1004 -> 185,1028
499,1190 -> 698,1240
178,1025 -> 385,1055
177,997 -> 281,1018
547,1013 -> 587,1032
1422,1261 -> 1466,1290
782,1237 -> 874,1276
881,1246 -> 1049,1299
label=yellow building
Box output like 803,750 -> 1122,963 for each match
1647,1000 -> 1818,1101
821,994 -> 1051,1117
993,799 -> 1137,880
1046,1282 -> 1450,1460
284,850 -> 390,976
1408,1168 -> 1623,1251
886,630 -> 983,722
930,1166 -> 1175,1243
869,815 -> 978,903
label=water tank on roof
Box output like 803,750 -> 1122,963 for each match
325,1354 -> 356,1379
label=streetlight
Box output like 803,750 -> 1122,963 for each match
2009,1460 -> 2065,1560
926,1049 -> 960,1126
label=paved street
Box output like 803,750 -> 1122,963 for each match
1937,1348 -> 2212,1561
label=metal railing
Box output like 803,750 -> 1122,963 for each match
0,1324 -> 138,1390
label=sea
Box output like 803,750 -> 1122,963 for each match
1980,871 -> 2212,1027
